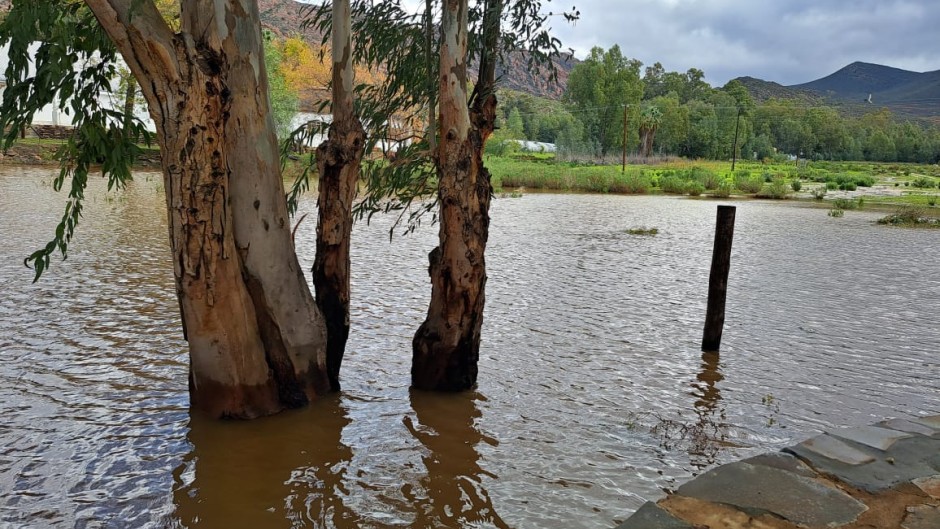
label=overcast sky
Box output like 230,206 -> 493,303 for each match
543,0 -> 940,86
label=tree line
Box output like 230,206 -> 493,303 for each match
492,45 -> 940,164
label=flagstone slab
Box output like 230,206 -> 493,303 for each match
793,434 -> 876,465
615,502 -> 691,529
878,418 -> 938,437
675,461 -> 867,527
913,416 -> 940,430
742,452 -> 818,478
788,435 -> 940,492
912,475 -> 940,500
901,504 -> 940,529
829,426 -> 913,451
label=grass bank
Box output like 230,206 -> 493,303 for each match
486,154 -> 940,212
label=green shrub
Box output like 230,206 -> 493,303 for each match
812,187 -> 827,200
828,209 -> 844,217
712,179 -> 733,198
826,181 -> 839,190
854,175 -> 875,187
660,174 -> 687,194
839,182 -> 857,191
912,177 -> 934,188
757,177 -> 790,199
735,174 -> 763,194
791,180 -> 802,192
611,171 -> 651,194
692,167 -> 720,190
585,172 -> 612,193
687,182 -> 705,196
832,198 -> 862,210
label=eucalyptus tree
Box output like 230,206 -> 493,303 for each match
312,0 -> 365,392
0,0 -> 333,419
303,0 -> 572,390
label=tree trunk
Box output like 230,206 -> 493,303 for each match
314,0 -> 365,391
122,75 -> 136,139
639,126 -> 657,157
412,0 -> 496,391
85,0 -> 330,418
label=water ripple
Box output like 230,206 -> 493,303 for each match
1,172 -> 938,528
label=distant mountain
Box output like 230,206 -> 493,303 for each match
792,62 -> 921,100
734,62 -> 940,123
487,52 -> 578,100
733,76 -> 822,105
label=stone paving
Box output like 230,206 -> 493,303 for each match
616,415 -> 940,529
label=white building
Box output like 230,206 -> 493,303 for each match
0,43 -> 156,133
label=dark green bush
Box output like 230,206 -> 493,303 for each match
735,174 -> 763,193
660,175 -> 687,194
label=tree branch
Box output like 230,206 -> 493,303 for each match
84,0 -> 179,93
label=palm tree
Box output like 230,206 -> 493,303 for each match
638,103 -> 663,157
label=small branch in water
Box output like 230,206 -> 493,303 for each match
292,213 -> 309,247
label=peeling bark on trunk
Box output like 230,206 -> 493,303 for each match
412,0 -> 496,391
314,0 -> 365,391
85,0 -> 330,418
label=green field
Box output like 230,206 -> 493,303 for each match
486,153 -> 940,213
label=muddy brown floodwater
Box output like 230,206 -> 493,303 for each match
1,167 -> 938,528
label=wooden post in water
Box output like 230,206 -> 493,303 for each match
702,205 -> 736,352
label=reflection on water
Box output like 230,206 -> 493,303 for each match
405,391 -> 507,529
2,168 -> 939,528
688,352 -> 726,469
171,396 -> 360,528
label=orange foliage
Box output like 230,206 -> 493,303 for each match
279,37 -> 384,96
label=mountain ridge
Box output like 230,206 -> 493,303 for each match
733,61 -> 940,123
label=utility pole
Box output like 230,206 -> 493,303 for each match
622,104 -> 628,173
730,110 -> 741,172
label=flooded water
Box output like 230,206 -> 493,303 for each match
1,167 -> 938,528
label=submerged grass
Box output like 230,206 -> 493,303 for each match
877,206 -> 940,228
625,227 -> 659,236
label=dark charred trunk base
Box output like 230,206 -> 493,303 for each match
411,323 -> 482,391
314,119 -> 365,392
189,374 -> 281,420
411,248 -> 484,391
318,289 -> 350,392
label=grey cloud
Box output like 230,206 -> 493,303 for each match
548,0 -> 940,86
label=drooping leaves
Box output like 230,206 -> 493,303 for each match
0,0 -> 151,281
289,0 -> 575,237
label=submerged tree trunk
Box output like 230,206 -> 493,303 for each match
85,0 -> 330,418
412,0 -> 496,391
314,0 -> 365,391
